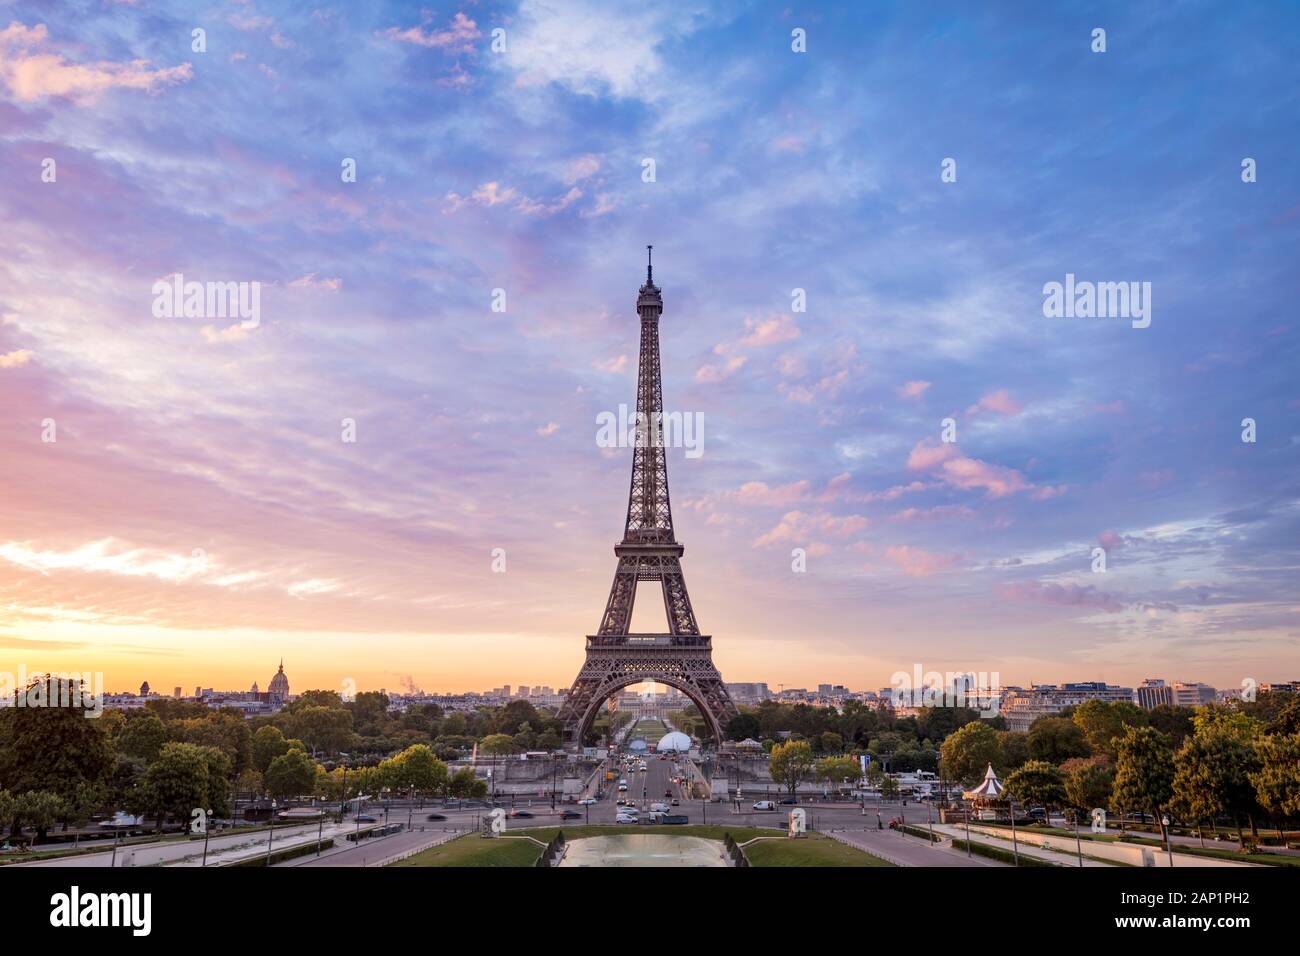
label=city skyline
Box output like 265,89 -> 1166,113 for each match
2,2 -> 1298,696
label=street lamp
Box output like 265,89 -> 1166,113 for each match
265,799 -> 277,865
202,808 -> 214,867
1007,798 -> 1018,866
1162,814 -> 1174,867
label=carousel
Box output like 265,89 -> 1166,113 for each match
962,763 -> 1007,821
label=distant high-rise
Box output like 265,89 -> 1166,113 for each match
1171,681 -> 1216,708
1135,678 -> 1173,709
139,680 -> 150,696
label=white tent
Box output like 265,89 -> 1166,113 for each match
962,763 -> 1005,801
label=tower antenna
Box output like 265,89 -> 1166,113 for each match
646,244 -> 653,284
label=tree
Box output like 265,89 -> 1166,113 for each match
1112,726 -> 1175,843
1072,700 -> 1147,759
0,677 -> 115,804
14,790 -> 66,842
1004,761 -> 1066,816
284,706 -> 353,756
769,740 -> 815,800
131,743 -> 212,832
939,721 -> 1001,787
263,749 -> 319,801
1063,759 -> 1114,817
819,732 -> 843,754
115,714 -> 167,761
1026,716 -> 1090,763
1171,711 -> 1261,841
1147,705 -> 1196,748
726,712 -> 761,742
252,725 -> 291,774
815,756 -> 859,795
381,744 -> 449,797
996,731 -> 1030,772
449,767 -> 487,799
880,775 -> 900,800
1250,732 -> 1300,832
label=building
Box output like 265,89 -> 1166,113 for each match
1171,681 -> 1216,708
268,660 -> 290,707
1000,682 -> 1135,733
1135,678 -> 1173,709
725,683 -> 772,705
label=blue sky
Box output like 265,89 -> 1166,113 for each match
0,0 -> 1297,693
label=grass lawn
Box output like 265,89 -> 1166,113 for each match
388,834 -> 544,867
391,825 -> 895,867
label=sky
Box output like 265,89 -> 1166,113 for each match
1,0 -> 1298,698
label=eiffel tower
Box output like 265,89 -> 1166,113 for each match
559,247 -> 738,749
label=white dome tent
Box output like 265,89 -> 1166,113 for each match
655,731 -> 692,752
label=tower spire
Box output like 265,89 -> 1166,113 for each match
646,244 -> 653,284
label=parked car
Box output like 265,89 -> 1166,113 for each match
752,801 -> 776,811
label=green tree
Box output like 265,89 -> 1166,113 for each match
285,706 -> 353,756
1063,759 -> 1114,816
115,714 -> 167,761
726,712 -> 761,742
0,677 -> 114,804
449,766 -> 487,799
939,721 -> 1001,787
131,743 -> 212,832
880,775 -> 900,800
1026,716 -> 1090,763
769,740 -> 815,800
1171,711 -> 1261,841
1112,726 -> 1175,843
1250,732 -> 1300,832
14,790 -> 66,842
1004,760 -> 1067,815
996,731 -> 1031,772
479,733 -> 515,796
263,749 -> 319,801
1072,700 -> 1147,759
252,725 -> 291,774
815,755 -> 859,795
819,731 -> 844,754
381,744 -> 449,797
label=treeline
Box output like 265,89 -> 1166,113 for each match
0,679 -> 557,839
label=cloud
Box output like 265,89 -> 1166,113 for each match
883,545 -> 962,577
1000,580 -> 1125,613
753,510 -> 868,548
381,13 -> 481,54
737,313 -> 800,349
966,389 -> 1023,416
0,22 -> 192,103
905,440 -> 1035,498
564,154 -> 602,184
444,181 -> 582,217
897,380 -> 930,399
1098,529 -> 1124,551
593,354 -> 628,373
536,422 -> 559,436
0,349 -> 33,368
695,355 -> 745,383
289,273 -> 342,291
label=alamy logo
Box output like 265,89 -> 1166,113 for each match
152,273 -> 261,328
595,403 -> 704,459
1042,273 -> 1151,328
889,666 -> 1001,717
50,886 -> 151,936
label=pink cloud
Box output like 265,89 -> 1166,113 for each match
737,313 -> 800,348
695,355 -> 745,383
1098,529 -> 1123,551
752,510 -> 867,548
897,380 -> 930,399
906,440 -> 1037,499
906,441 -> 957,471
0,349 -> 34,368
966,389 -> 1023,417
381,13 -> 480,54
1,22 -> 193,103
883,545 -> 962,577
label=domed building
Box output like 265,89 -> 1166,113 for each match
268,660 -> 289,707
655,731 -> 692,753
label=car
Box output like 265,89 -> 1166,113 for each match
1028,807 -> 1047,820
508,810 -> 534,818
425,813 -> 447,821
615,813 -> 638,824
752,801 -> 776,811
355,815 -> 378,823
578,797 -> 597,806
619,778 -> 628,785
780,798 -> 798,805
664,789 -> 673,798
670,798 -> 680,806
650,802 -> 669,813
618,783 -> 628,792
560,810 -> 582,820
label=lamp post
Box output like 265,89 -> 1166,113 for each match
317,808 -> 325,856
265,799 -> 277,866
963,799 -> 972,858
110,826 -> 120,868
1073,808 -> 1084,867
926,796 -> 935,846
1007,798 -> 1019,866
202,808 -> 214,867
1162,814 -> 1174,867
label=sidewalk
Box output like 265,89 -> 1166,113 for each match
820,827 -> 999,867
